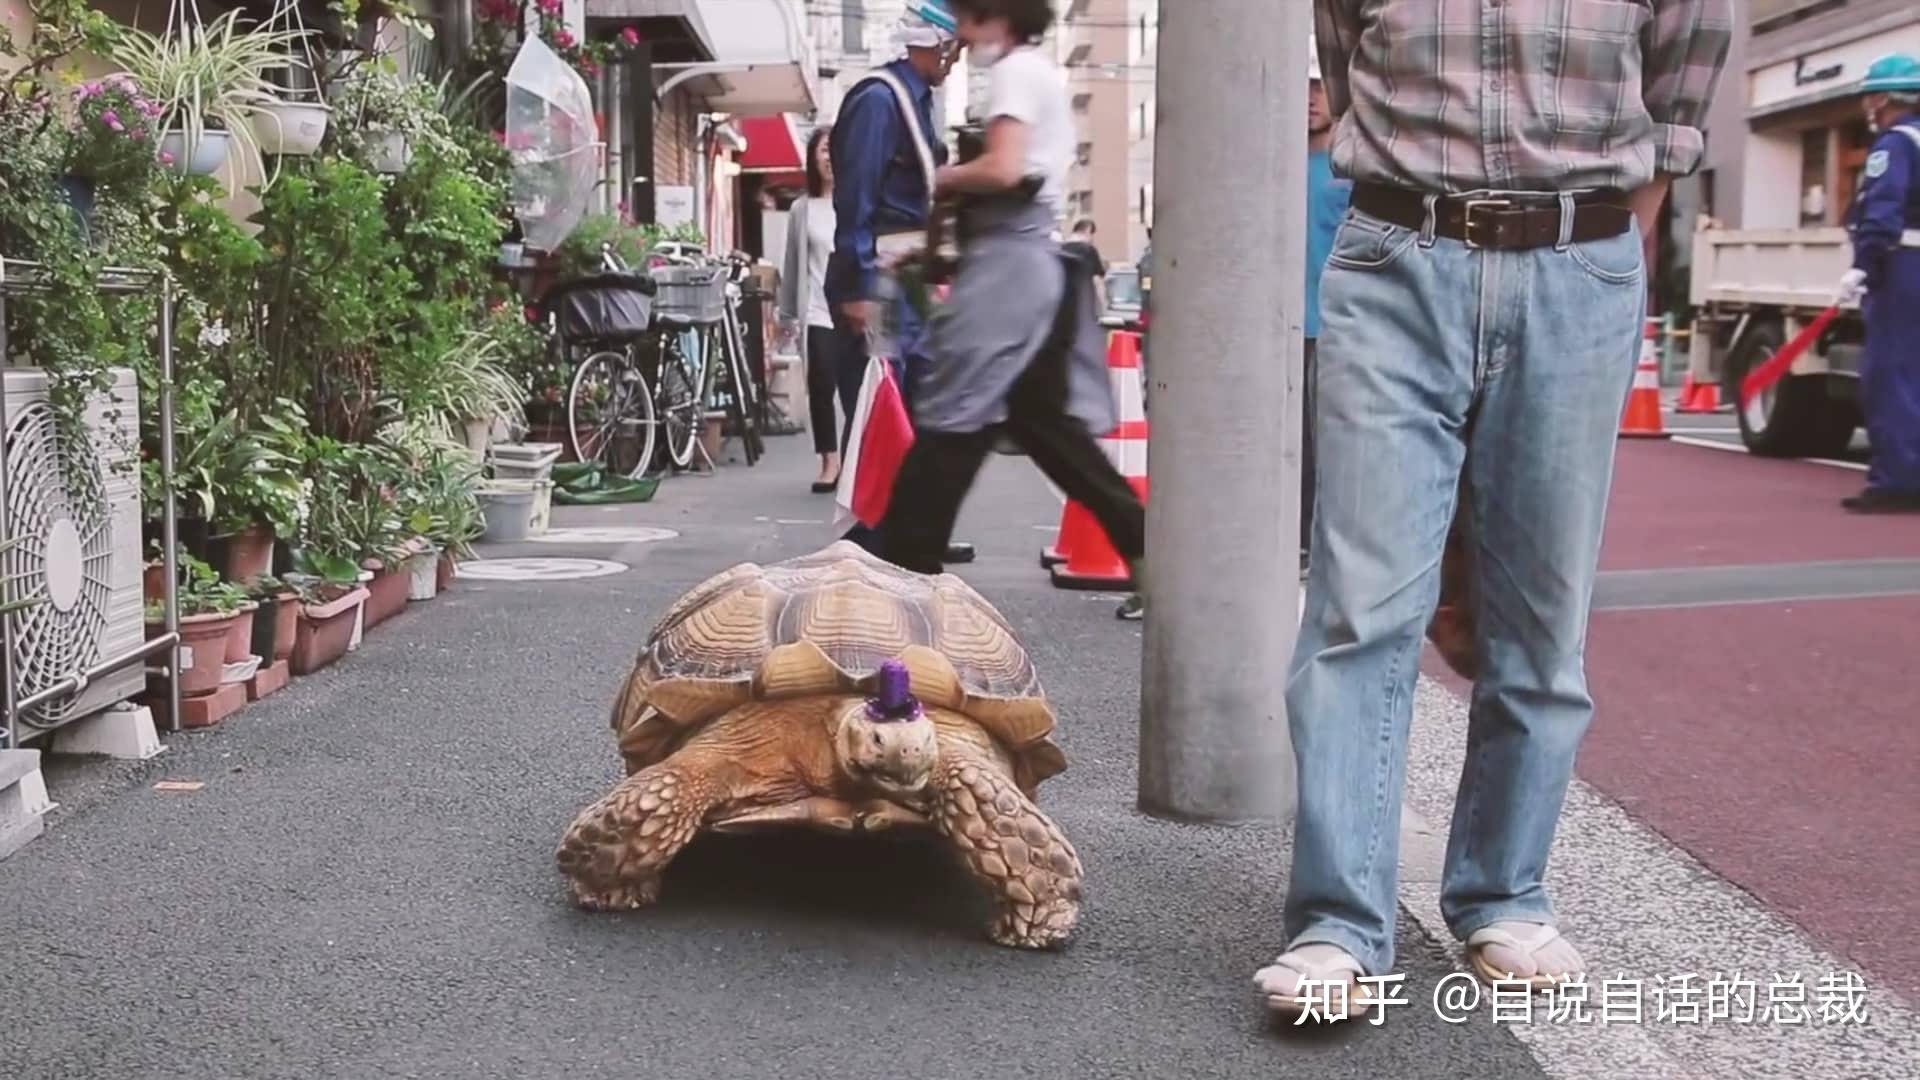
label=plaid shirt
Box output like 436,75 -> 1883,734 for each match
1313,0 -> 1735,194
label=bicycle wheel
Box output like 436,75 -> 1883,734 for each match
567,348 -> 658,478
720,318 -> 764,466
652,331 -> 702,471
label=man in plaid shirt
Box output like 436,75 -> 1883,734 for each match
1257,0 -> 1734,1022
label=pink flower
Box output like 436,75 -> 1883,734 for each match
102,109 -> 124,132
620,26 -> 641,45
76,81 -> 102,100
159,150 -> 176,165
554,29 -> 575,48
536,0 -> 561,13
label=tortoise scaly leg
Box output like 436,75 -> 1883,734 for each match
929,746 -> 1084,949
556,758 -> 723,910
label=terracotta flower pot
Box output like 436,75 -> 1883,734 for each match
144,560 -> 169,604
291,586 -> 368,676
223,523 -> 276,587
158,610 -> 242,696
250,591 -> 301,663
270,590 -> 298,662
224,600 -> 260,664
362,558 -> 411,629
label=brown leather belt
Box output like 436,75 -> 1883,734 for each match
1350,182 -> 1634,250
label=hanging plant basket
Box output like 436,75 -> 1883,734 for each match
159,128 -> 232,176
367,127 -> 412,173
250,99 -> 332,156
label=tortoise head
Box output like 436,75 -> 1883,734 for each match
833,659 -> 938,796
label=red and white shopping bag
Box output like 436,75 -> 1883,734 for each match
833,356 -> 915,530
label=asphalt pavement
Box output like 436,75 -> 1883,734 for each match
0,433 -> 1551,1079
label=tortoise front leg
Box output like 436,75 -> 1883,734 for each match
928,742 -> 1085,949
555,755 -> 726,910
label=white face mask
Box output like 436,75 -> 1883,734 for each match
970,40 -> 1007,66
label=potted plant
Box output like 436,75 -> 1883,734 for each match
61,74 -> 166,236
287,550 -> 367,676
110,7 -> 310,185
246,573 -> 301,666
145,552 -> 249,696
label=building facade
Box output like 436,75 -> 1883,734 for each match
1690,0 -> 1919,232
1047,0 -> 1153,264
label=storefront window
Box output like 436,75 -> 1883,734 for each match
1800,126 -> 1828,224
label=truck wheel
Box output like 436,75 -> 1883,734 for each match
1728,320 -> 1838,458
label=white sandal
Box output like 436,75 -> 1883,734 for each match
1466,922 -> 1585,991
1253,944 -> 1375,1022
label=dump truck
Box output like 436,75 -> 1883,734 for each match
1687,225 -> 1867,458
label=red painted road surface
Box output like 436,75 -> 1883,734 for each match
1422,440 -> 1920,1000
1600,442 -> 1920,570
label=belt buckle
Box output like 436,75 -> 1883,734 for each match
1460,198 -> 1512,249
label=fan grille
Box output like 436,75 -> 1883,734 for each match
3,400 -> 115,723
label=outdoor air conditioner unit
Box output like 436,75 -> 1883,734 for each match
1,366 -> 146,742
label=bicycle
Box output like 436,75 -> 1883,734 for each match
544,256 -> 664,479
648,245 -> 767,467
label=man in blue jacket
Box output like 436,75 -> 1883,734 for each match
1840,53 -> 1920,513
825,0 -> 974,559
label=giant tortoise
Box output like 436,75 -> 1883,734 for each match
555,541 -> 1083,949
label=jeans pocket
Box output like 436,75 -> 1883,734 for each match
1564,225 -> 1645,286
1326,211 -> 1418,272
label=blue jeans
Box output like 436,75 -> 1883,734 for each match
1283,198 -> 1646,975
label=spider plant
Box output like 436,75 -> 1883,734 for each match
109,5 -> 312,187
380,330 -> 528,440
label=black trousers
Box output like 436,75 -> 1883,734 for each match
877,260 -> 1144,576
806,324 -> 855,455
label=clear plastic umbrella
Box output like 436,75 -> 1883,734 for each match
505,34 -> 603,253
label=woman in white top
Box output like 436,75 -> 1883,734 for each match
871,0 -> 1146,606
777,126 -> 852,492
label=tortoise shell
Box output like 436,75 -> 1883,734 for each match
610,541 -> 1066,788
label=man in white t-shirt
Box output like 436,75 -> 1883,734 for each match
874,0 -> 1146,611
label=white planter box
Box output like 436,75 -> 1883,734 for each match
250,100 -> 331,156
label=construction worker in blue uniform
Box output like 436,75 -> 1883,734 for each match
1841,53 -> 1920,513
825,0 -> 974,560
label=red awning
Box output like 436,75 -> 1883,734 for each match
737,114 -> 806,174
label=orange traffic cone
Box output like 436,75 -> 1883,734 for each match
1038,334 -> 1108,569
1051,331 -> 1149,591
1674,372 -> 1723,413
1619,319 -> 1670,439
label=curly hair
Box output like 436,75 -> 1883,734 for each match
950,0 -> 1055,44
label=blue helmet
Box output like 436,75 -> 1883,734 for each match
1861,53 -> 1920,94
905,0 -> 957,37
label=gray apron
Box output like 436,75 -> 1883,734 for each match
911,199 -> 1118,437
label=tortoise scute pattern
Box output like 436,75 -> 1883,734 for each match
619,543 -> 1060,782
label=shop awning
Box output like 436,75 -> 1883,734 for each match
651,0 -> 819,117
737,114 -> 806,173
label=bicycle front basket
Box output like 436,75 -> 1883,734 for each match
546,271 -> 658,342
651,264 -> 729,324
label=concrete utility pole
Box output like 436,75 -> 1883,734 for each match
1137,1 -> 1306,824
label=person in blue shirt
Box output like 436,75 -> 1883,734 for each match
1839,52 -> 1920,513
825,1 -> 974,559
1299,42 -> 1353,571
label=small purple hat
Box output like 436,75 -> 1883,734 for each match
866,658 -> 924,722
